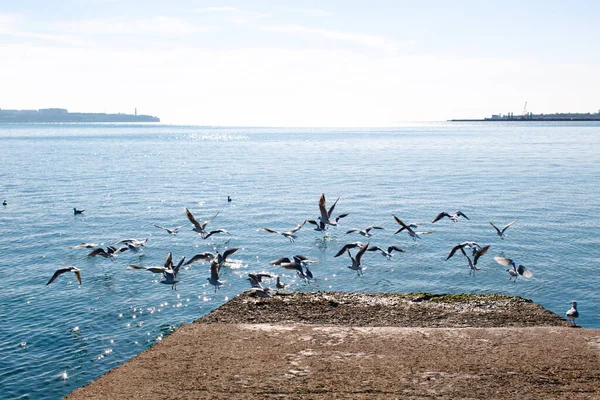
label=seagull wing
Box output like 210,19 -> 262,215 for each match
87,248 -> 108,257
335,213 -> 349,222
185,252 -> 214,265
355,242 -> 369,264
388,245 -> 405,253
517,264 -> 533,278
473,245 -> 490,266
202,211 -> 220,228
263,227 -> 281,234
270,257 -> 291,265
457,211 -> 469,220
318,194 -> 329,220
73,269 -> 82,285
502,221 -> 516,233
367,226 -> 384,230
204,229 -> 229,239
446,243 -> 465,261
334,242 -> 362,257
152,223 -> 167,231
289,220 -> 306,233
185,208 -> 202,230
493,256 -> 514,267
163,252 -> 173,269
327,197 -> 340,218
346,228 -> 360,234
46,267 -> 75,285
432,212 -> 450,223
489,222 -> 501,235
222,247 -> 239,260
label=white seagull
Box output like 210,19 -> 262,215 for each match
185,208 -> 228,239
566,301 -> 579,325
161,254 -> 186,290
493,256 -> 533,281
185,248 -> 239,267
346,225 -> 384,238
489,221 -> 516,239
262,221 -> 306,242
207,260 -> 226,292
346,242 -> 369,275
318,193 -> 349,228
152,223 -> 184,235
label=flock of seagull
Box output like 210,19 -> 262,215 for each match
40,193 -> 579,326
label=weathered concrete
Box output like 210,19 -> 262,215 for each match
66,292 -> 600,399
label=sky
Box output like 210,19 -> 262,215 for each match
1,0 -> 599,126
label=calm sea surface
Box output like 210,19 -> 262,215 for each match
0,123 -> 599,398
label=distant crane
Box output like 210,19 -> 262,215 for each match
522,101 -> 528,119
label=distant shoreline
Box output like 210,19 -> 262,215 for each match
0,108 -> 160,123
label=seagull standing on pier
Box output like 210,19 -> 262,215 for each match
566,301 -> 579,325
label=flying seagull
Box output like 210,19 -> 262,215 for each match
392,215 -> 433,241
262,221 -> 306,242
161,254 -> 186,290
46,266 -> 81,286
493,256 -> 533,281
346,242 -> 369,275
207,260 -> 226,292
152,223 -> 184,235
489,221 -> 516,239
185,247 -> 239,267
128,252 -> 174,274
432,210 -> 469,223
318,193 -> 349,228
185,207 -> 227,239
346,225 -> 384,238
367,245 -> 405,259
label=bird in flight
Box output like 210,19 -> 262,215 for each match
262,221 -> 306,242
46,266 -> 82,286
432,210 -> 469,223
493,256 -> 533,281
152,223 -> 183,235
489,221 -> 516,239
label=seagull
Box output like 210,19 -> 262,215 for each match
128,252 -> 174,274
185,247 -> 238,267
227,196 -> 232,202
46,266 -> 81,286
276,276 -> 286,290
318,193 -> 349,228
392,215 -> 433,241
297,264 -> 314,282
185,207 -> 224,239
247,273 -> 274,289
346,225 -> 384,238
152,223 -> 183,235
250,286 -> 273,298
114,238 -> 149,247
432,210 -> 469,223
207,260 -> 226,292
270,255 -> 312,272
493,256 -> 533,281
262,221 -> 306,242
73,208 -> 85,215
305,219 -> 328,232
346,242 -> 369,275
334,242 -> 365,257
161,254 -> 186,290
489,221 -> 516,239
566,301 -> 579,325
87,245 -> 126,260
445,242 -> 489,263
2,200 -> 7,206
367,245 -> 405,259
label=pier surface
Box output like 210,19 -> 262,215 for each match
66,292 -> 600,399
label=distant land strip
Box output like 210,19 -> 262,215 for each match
0,108 -> 159,123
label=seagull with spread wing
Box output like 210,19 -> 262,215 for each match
494,256 -> 533,281
46,266 -> 82,286
489,220 -> 516,239
262,221 -> 306,242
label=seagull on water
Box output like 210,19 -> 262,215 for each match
152,223 -> 183,235
2,200 -> 7,206
566,301 -> 579,326
46,266 -> 82,286
346,242 -> 369,275
346,225 -> 384,238
262,221 -> 306,242
493,256 -> 533,281
317,193 -> 349,228
73,208 -> 85,215
489,221 -> 516,239
432,210 -> 469,223
392,215 -> 433,241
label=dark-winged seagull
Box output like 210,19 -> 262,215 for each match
346,242 -> 369,275
346,225 -> 384,238
432,210 -> 469,223
262,221 -> 306,242
489,221 -> 516,239
392,215 -> 433,241
152,223 -> 184,235
46,266 -> 81,286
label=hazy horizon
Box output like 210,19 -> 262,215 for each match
2,1 -> 599,126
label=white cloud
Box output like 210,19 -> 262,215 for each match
56,16 -> 214,36
261,24 -> 410,53
275,7 -> 332,17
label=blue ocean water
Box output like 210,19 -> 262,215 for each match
0,122 -> 598,399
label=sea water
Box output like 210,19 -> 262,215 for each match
0,122 -> 598,399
